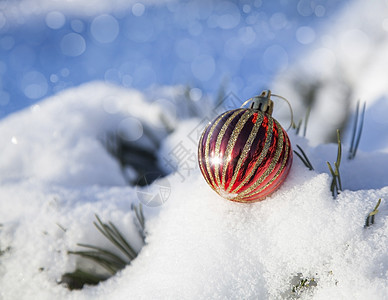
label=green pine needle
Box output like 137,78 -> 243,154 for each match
303,105 -> 311,138
327,129 -> 342,199
292,104 -> 312,137
60,269 -> 109,291
348,101 -> 366,160
290,273 -> 317,297
293,144 -> 314,170
292,119 -> 303,135
93,215 -> 138,260
61,205 -> 146,290
365,199 -> 382,228
132,203 -> 146,242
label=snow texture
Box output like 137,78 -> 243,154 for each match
273,0 -> 388,148
1,0 -> 388,299
0,80 -> 388,300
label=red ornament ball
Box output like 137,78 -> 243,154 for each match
197,91 -> 293,203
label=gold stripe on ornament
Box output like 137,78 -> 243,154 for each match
230,116 -> 274,194
198,121 -> 213,187
226,112 -> 264,192
249,126 -> 290,197
204,111 -> 231,189
238,119 -> 284,198
214,109 -> 245,187
221,110 -> 254,189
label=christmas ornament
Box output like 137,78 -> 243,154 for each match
198,90 -> 293,203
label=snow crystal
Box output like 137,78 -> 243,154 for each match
1,0 -> 388,299
0,81 -> 387,299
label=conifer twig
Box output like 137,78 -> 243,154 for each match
327,130 -> 342,198
293,145 -> 314,170
348,101 -> 366,160
61,208 -> 146,290
292,119 -> 302,135
365,199 -> 382,228
303,105 -> 311,137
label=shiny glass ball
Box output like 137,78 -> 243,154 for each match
198,108 -> 293,202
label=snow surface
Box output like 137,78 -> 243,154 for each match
0,81 -> 388,300
2,0 -> 388,299
273,0 -> 388,147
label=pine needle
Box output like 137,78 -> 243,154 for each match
365,198 -> 382,228
293,144 -> 314,170
132,203 -> 146,242
61,207 -> 146,290
303,105 -> 311,137
292,119 -> 302,135
60,269 -> 109,290
93,215 -> 137,260
290,273 -> 317,297
348,101 -> 366,160
327,130 -> 342,198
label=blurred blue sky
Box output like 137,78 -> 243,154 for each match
0,0 -> 351,118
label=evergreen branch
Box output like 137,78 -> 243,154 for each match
132,203 -> 146,242
94,215 -> 137,260
293,144 -> 314,170
75,243 -> 128,266
348,101 -> 366,160
303,105 -> 311,137
292,104 -> 312,137
134,204 -> 145,229
61,212 -> 146,290
108,221 -> 138,258
290,273 -> 317,297
335,162 -> 343,191
335,129 -> 342,169
60,269 -> 109,290
68,251 -> 121,275
365,198 -> 382,228
0,246 -> 11,257
348,101 -> 359,158
56,223 -> 67,232
292,119 -> 302,135
327,130 -> 342,199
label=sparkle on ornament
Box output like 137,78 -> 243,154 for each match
211,156 -> 223,166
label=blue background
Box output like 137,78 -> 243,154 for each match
0,0 -> 350,118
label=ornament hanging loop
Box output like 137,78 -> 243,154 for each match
271,92 -> 294,131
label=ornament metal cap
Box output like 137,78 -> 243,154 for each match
249,90 -> 274,115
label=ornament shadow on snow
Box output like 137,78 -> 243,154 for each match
198,90 -> 294,203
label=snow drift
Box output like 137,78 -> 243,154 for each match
0,82 -> 387,300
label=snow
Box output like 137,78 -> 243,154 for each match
0,80 -> 388,300
1,0 -> 388,299
272,0 -> 388,147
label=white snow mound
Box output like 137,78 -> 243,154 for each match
0,82 -> 388,299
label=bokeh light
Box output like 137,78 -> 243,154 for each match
60,33 -> 86,56
45,11 -> 66,30
0,0 -> 353,118
91,14 -> 119,43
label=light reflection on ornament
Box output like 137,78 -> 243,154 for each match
198,90 -> 293,203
